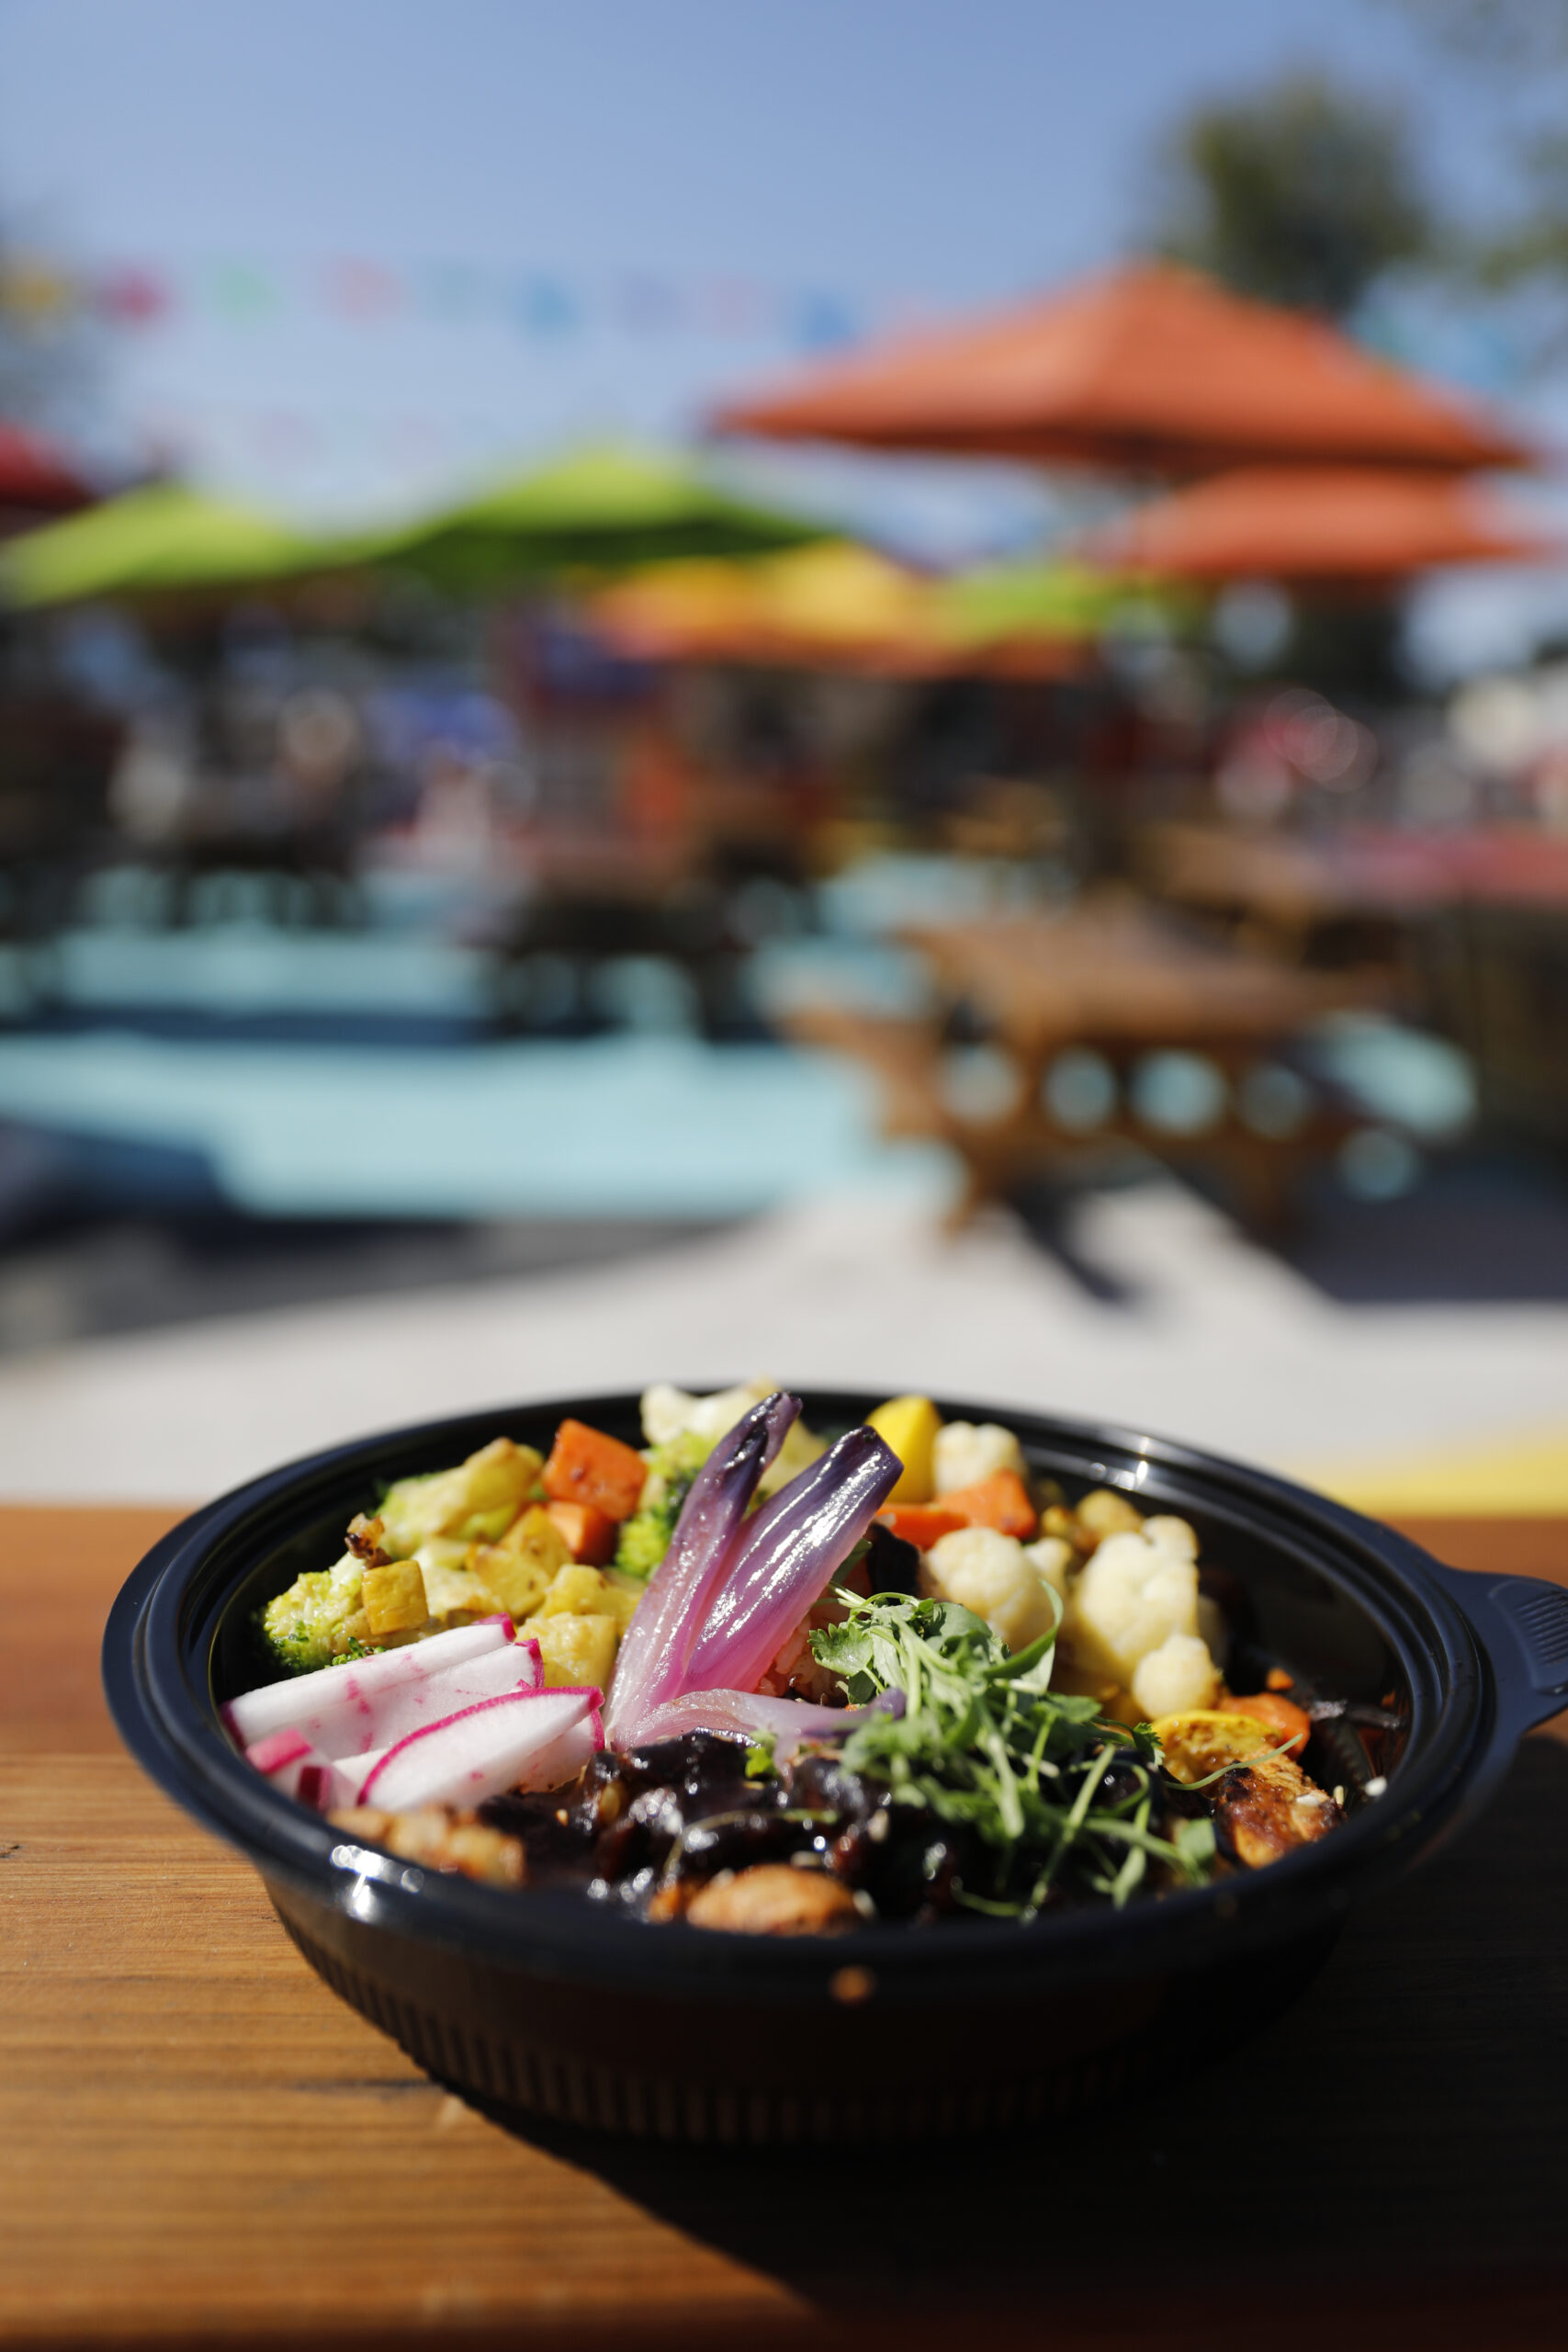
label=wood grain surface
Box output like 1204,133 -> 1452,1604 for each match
3,1504 -> 1566,2352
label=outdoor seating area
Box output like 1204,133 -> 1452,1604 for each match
7,13 -> 1568,2345
789,894 -> 1382,1226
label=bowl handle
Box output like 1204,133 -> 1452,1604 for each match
1428,1561 -> 1568,1738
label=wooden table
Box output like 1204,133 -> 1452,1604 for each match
5,1503 -> 1567,2351
791,899 -> 1382,1226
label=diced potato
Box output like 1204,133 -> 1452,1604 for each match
1130,1631 -> 1219,1718
470,1506 -> 572,1623
602,1572 -> 645,1633
360,1559 -> 430,1637
1064,1529 -> 1201,1684
866,1395 -> 941,1504
539,1563 -> 614,1616
1077,1487 -> 1145,1538
533,1611 -> 619,1690
378,1438 -> 544,1557
933,1420 -> 1024,1497
410,1540 -> 491,1622
921,1525 -> 1059,1654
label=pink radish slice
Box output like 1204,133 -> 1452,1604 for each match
269,1634 -> 543,1761
245,1728 -> 361,1813
513,1694 -> 605,1793
357,1685 -> 603,1810
616,1686 -> 903,1759
223,1613 -> 515,1749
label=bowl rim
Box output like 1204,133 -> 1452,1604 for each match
104,1385 -> 1499,2006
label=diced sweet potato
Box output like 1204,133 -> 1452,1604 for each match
545,1499 -> 617,1566
542,1420 -> 649,1522
935,1470 -> 1037,1540
875,1504 -> 966,1550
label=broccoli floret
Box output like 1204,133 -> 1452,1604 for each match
613,1431 -> 709,1578
328,1637 -> 381,1667
258,1555 -> 368,1674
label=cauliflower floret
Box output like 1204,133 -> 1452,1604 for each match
1141,1515 -> 1198,1561
933,1420 -> 1025,1495
641,1381 -> 759,1450
1022,1533 -> 1074,1604
1076,1487 -> 1145,1538
921,1525 -> 1058,1654
1131,1632 -> 1220,1718
1064,1528 -> 1203,1686
1197,1593 -> 1230,1670
637,1380 -> 822,1494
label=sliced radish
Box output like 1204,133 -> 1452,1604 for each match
285,1634 -> 543,1761
511,1692 -> 605,1793
245,1727 -> 361,1813
223,1613 -> 515,1749
357,1684 -> 602,1809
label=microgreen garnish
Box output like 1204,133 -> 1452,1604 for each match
809,1591 -> 1217,1915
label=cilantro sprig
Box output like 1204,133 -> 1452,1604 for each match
810,1591 -> 1216,1915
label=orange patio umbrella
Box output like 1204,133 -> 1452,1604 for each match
1077,466 -> 1560,583
713,264 -> 1532,477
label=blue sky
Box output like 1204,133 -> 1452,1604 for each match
0,0 -> 1540,535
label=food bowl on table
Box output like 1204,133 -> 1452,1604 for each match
103,1387 -> 1568,2144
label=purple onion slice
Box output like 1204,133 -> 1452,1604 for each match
680,1426 -> 900,1701
602,1389 -> 800,1745
617,1685 -> 904,1760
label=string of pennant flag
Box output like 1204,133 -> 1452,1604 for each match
0,251 -> 924,351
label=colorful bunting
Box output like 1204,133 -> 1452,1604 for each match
0,248 -> 899,354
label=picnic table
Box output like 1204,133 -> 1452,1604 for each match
5,1500 -> 1566,2350
791,894 -> 1383,1224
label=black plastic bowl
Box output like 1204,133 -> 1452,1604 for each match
104,1388 -> 1568,2144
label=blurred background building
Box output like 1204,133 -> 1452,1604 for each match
7,0 -> 1568,1508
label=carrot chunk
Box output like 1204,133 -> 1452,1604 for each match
1223,1690 -> 1312,1758
541,1420 -> 649,1522
936,1470 -> 1037,1540
875,1504 -> 966,1550
545,1500 -> 618,1566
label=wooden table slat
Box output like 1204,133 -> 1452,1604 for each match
4,1501 -> 1566,2350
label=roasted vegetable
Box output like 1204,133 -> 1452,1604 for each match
259,1555 -> 374,1674
613,1429 -> 708,1577
541,1419 -> 649,1522
1211,1754 -> 1344,1866
378,1438 -> 543,1557
865,1394 -> 942,1503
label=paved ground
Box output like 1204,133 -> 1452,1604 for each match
6,1174 -> 1568,1509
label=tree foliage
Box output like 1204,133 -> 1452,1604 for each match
1153,74 -> 1432,318
1386,2 -> 1568,289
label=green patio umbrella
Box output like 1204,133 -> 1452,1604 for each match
0,481 -> 325,607
936,557 -> 1186,647
359,440 -> 827,591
